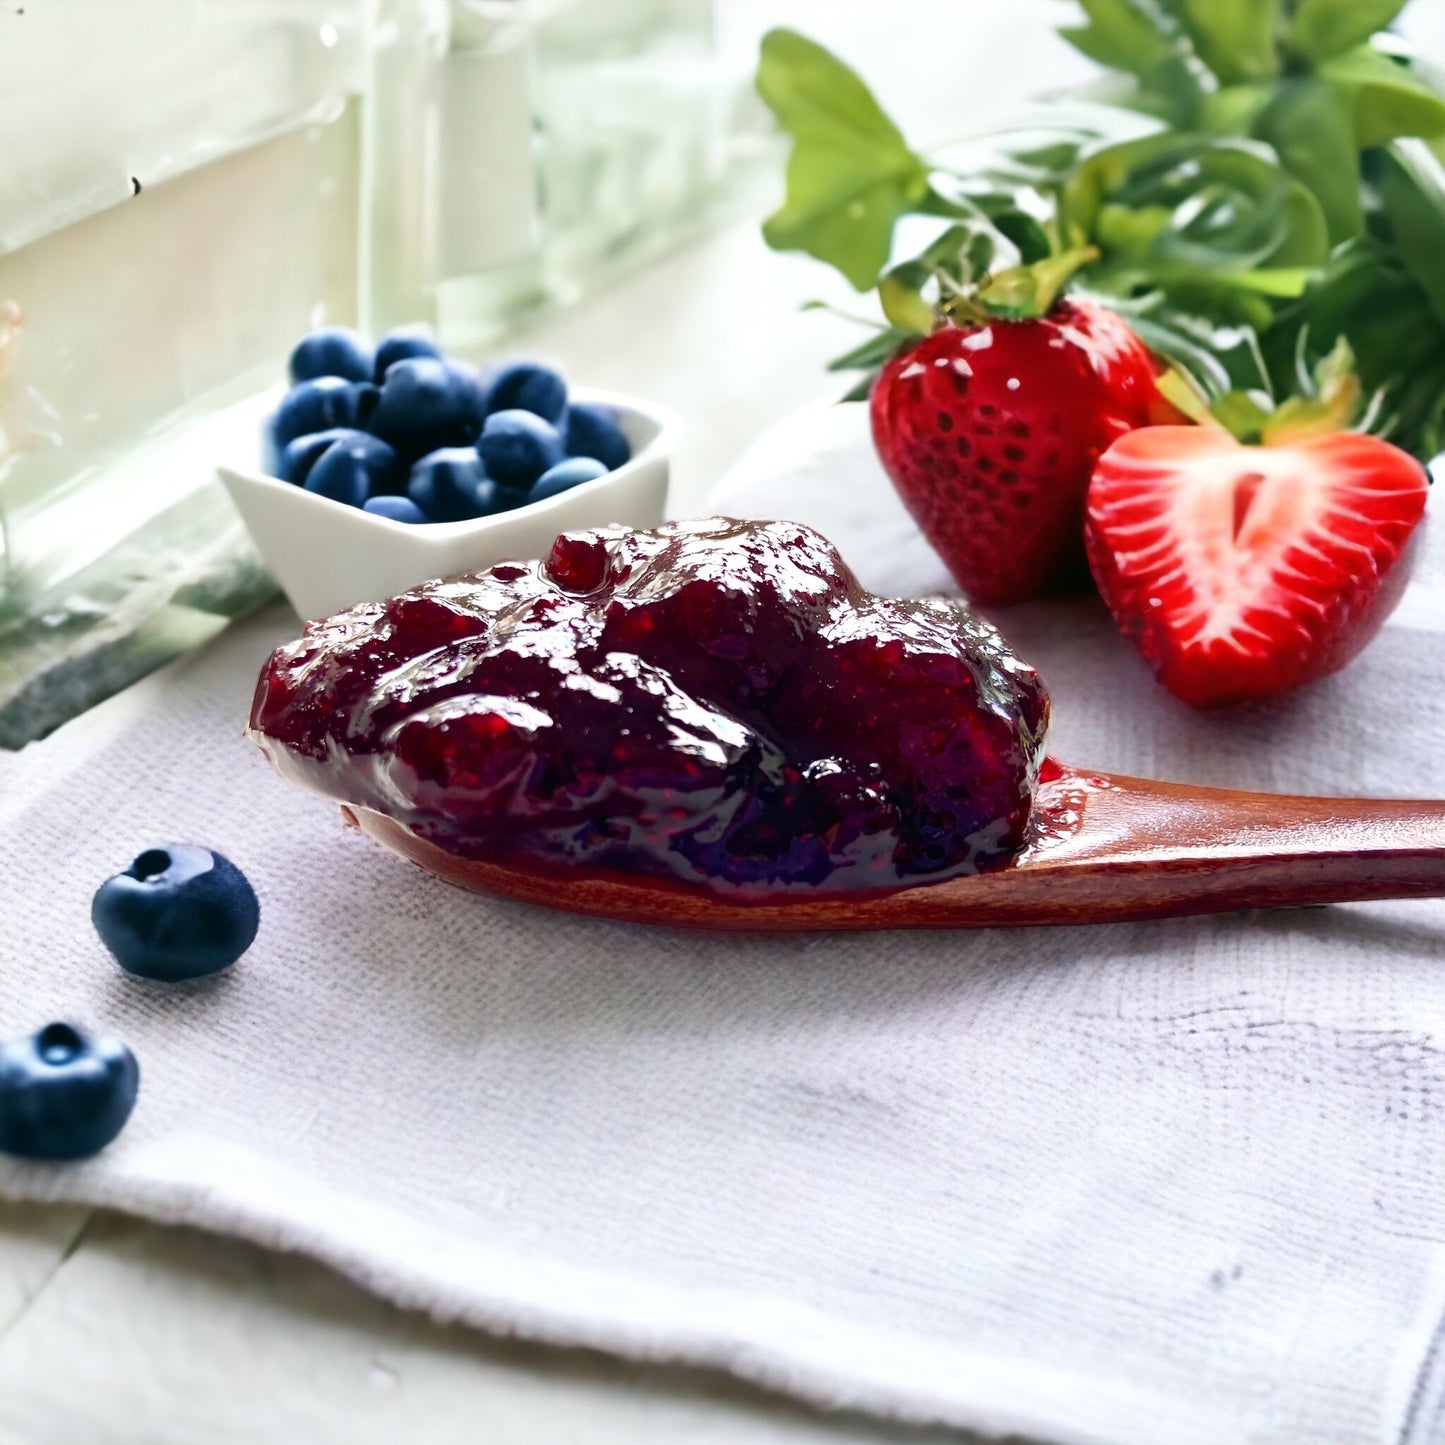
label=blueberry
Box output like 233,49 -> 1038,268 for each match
368,357 -> 486,457
530,455 -> 609,502
364,495 -> 429,524
408,447 -> 504,521
268,379 -> 379,468
305,433 -> 402,508
478,409 -> 565,491
92,845 -> 260,982
486,362 -> 568,423
0,1023 -> 139,1161
288,326 -> 374,385
564,403 -> 631,472
278,427 -> 369,485
444,358 -> 490,433
373,326 -> 443,381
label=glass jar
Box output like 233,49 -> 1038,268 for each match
0,0 -> 732,748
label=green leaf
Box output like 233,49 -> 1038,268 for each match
1288,0 -> 1409,64
1059,0 -> 1182,79
1201,82 -> 1275,135
1095,202 -> 1174,258
825,325 -> 916,373
1372,139 -> 1445,325
1115,303 -> 1271,398
1007,139 -> 1091,177
756,29 -> 930,290
1272,179 -> 1331,266
1212,389 -> 1274,441
1226,266 -> 1315,297
1319,45 -> 1445,148
878,274 -> 934,333
1179,0 -> 1280,83
1265,234 -> 1445,457
1066,131 -> 1328,282
991,210 -> 1053,264
1254,78 -> 1362,242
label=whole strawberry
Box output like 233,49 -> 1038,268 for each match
870,299 -> 1170,607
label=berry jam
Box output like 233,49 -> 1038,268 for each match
248,519 -> 1050,895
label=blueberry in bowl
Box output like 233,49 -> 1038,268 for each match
92,845 -> 260,982
477,409 -> 565,492
247,518 -> 1050,900
408,447 -> 504,523
223,325 -> 671,618
368,357 -> 487,458
564,402 -> 631,473
304,433 -> 404,507
265,377 -> 378,468
530,456 -> 608,503
289,326 -> 375,385
278,427 -> 369,486
364,495 -> 429,524
373,324 -> 444,380
0,1023 -> 139,1161
486,361 -> 568,423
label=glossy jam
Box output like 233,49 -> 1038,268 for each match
248,519 -> 1051,895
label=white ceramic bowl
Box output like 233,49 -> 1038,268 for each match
218,387 -> 674,621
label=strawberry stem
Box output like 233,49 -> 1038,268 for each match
968,245 -> 1100,321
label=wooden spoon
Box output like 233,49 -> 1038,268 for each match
344,765 -> 1445,932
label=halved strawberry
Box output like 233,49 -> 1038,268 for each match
1086,426 -> 1429,708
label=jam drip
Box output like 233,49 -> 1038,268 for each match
248,518 -> 1050,895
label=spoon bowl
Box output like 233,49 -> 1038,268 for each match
344,765 -> 1445,931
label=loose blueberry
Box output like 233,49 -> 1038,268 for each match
305,434 -> 403,508
0,1023 -> 139,1161
364,495 -> 429,524
408,447 -> 504,521
368,357 -> 486,458
373,325 -> 443,381
486,361 -> 568,423
529,455 -> 609,503
270,378 -> 378,455
92,845 -> 260,983
288,326 -> 374,385
478,409 -> 565,492
278,427 -> 370,486
564,403 -> 631,472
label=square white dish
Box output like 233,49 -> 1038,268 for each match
218,387 -> 675,621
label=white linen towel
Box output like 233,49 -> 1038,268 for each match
2,406 -> 1444,1445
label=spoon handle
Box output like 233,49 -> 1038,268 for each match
979,770 -> 1445,924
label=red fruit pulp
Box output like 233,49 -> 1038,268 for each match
1086,426 -> 1429,708
249,519 -> 1051,895
870,300 -> 1168,607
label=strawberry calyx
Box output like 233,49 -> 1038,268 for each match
875,239 -> 1102,337
1149,336 -> 1392,459
951,245 -> 1100,325
1210,338 -> 1371,449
